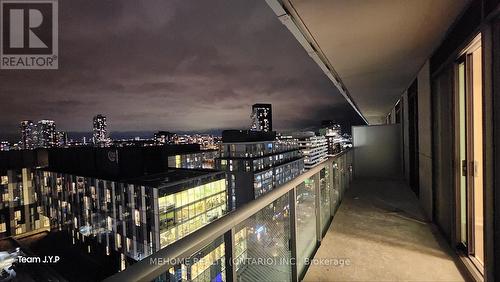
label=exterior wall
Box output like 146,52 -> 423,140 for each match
221,157 -> 304,209
386,63 -> 433,218
488,18 -> 499,282
402,91 -> 410,183
431,66 -> 455,242
167,150 -> 218,169
34,169 -> 227,273
352,124 -> 402,179
35,171 -> 157,266
320,125 -> 344,156
157,179 -> 227,248
231,172 -> 255,208
0,168 -> 49,238
417,61 -> 433,219
297,136 -> 328,169
216,139 -> 304,209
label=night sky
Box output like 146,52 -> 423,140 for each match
0,0 -> 364,140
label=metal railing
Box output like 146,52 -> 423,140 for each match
105,149 -> 353,282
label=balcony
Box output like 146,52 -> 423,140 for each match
304,178 -> 464,282
103,148 -> 466,282
102,0 -> 500,281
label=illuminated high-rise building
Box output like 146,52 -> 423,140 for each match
35,120 -> 56,148
0,141 -> 10,151
56,131 -> 68,147
92,114 -> 107,145
20,120 -> 35,150
216,130 -> 303,209
251,103 -> 272,132
287,131 -> 328,169
320,122 -> 343,155
154,131 -> 173,145
0,150 -> 50,239
30,146 -> 227,274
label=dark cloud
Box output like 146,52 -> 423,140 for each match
0,0 -> 364,139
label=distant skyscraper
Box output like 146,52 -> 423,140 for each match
93,114 -> 107,145
20,120 -> 35,150
251,103 -> 272,132
36,120 -> 56,148
319,122 -> 343,155
56,131 -> 68,147
154,131 -> 173,145
0,141 -> 10,151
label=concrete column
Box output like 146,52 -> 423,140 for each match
417,61 -> 433,219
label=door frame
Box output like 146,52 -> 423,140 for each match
453,33 -> 484,275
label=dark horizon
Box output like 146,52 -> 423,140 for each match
0,122 -> 356,143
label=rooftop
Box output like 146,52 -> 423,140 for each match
222,130 -> 276,143
123,168 -> 224,189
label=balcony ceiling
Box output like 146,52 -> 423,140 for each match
273,0 -> 470,124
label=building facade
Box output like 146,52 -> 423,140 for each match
20,120 -> 35,150
0,141 -> 10,151
0,168 -> 50,239
167,150 -> 218,170
36,120 -> 56,148
154,131 -> 173,145
93,114 -> 108,146
215,130 -> 303,209
319,123 -> 343,156
34,168 -> 227,273
55,131 -> 68,148
250,104 -> 272,132
286,132 -> 328,169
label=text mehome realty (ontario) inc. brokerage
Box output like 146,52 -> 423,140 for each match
149,257 -> 351,267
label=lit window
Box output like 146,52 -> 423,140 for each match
134,209 -> 140,226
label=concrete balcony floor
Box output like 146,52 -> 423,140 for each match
304,179 -> 465,282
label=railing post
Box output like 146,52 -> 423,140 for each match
314,171 -> 321,244
288,188 -> 298,282
224,228 -> 237,282
342,155 -> 346,191
329,160 -> 335,216
348,150 -> 353,184
339,157 -> 345,198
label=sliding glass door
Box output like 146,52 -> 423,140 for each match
456,34 -> 484,271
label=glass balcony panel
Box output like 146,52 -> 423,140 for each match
319,167 -> 331,234
235,193 -> 292,282
153,236 -> 226,282
296,177 -> 316,277
331,164 -> 340,215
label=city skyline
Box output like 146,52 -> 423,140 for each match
1,108 -> 352,145
0,0 -> 364,139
